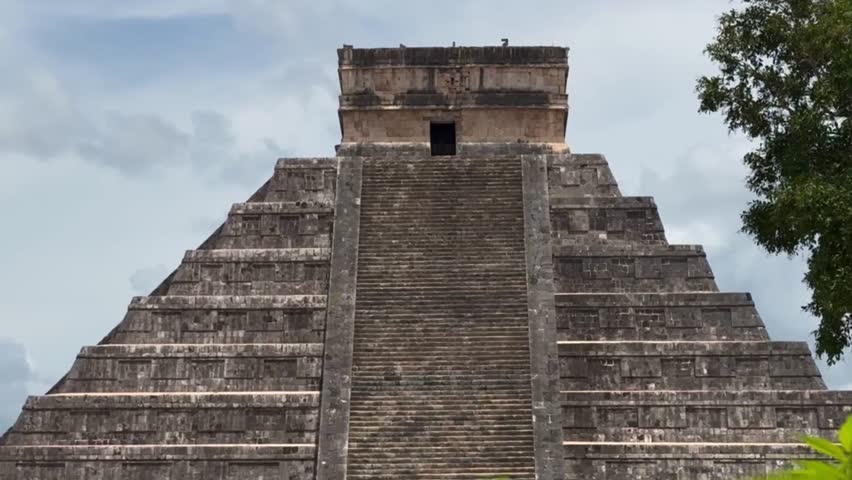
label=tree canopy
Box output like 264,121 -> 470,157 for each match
697,0 -> 852,364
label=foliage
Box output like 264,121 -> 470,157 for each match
753,414 -> 852,479
696,0 -> 852,363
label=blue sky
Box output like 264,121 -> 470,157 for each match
0,0 -> 849,430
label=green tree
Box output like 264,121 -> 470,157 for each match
696,0 -> 852,363
753,414 -> 852,479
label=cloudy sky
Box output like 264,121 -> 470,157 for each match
0,0 -> 849,430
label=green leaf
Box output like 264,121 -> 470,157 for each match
801,435 -> 848,464
838,415 -> 852,453
791,460 -> 846,479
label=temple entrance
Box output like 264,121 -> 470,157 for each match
430,121 -> 456,156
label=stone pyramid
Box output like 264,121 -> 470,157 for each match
1,45 -> 850,480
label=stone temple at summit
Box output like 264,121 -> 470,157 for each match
2,44 -> 852,479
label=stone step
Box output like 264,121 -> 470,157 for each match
348,405 -> 534,414
560,390 -> 852,443
347,446 -> 535,457
348,434 -> 536,446
557,341 -> 826,391
351,336 -> 531,346
355,252 -> 526,260
555,292 -> 769,341
53,343 -> 323,394
4,392 -> 319,446
562,442 -> 814,479
349,413 -> 534,422
111,295 -> 327,345
346,465 -> 535,480
352,371 -> 531,379
360,184 -> 523,192
357,228 -> 524,237
348,397 -> 532,406
354,284 -> 527,293
355,274 -> 527,283
0,444 -> 316,479
351,358 -> 530,365
354,298 -> 528,307
351,382 -> 532,391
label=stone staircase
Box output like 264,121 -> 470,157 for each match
346,156 -> 537,479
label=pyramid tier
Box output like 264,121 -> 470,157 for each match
561,390 -> 852,442
213,201 -> 334,249
547,153 -> 621,198
0,444 -> 315,480
551,196 -> 666,245
111,295 -> 327,344
166,248 -> 329,295
553,244 -> 717,293
269,157 -> 338,203
558,341 -> 825,391
563,442 -> 816,480
4,392 -> 319,446
52,344 -> 323,393
555,292 -> 769,341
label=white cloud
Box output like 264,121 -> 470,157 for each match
14,0 -> 228,21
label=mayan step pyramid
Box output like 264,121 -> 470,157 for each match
1,45 -> 851,480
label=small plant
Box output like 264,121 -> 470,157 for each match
755,414 -> 852,479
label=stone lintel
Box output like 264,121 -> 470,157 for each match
338,46 -> 569,68
553,244 -> 706,257
229,201 -> 334,214
275,157 -> 339,170
0,444 -> 315,459
181,248 -> 330,262
25,392 -> 320,409
315,156 -> 362,480
556,340 -> 814,356
335,141 -> 569,157
128,294 -> 327,310
550,196 -> 657,209
78,343 -> 324,357
520,154 -> 567,480
555,292 -> 754,307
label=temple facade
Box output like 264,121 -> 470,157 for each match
1,45 -> 850,480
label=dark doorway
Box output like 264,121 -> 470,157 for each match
430,122 -> 456,156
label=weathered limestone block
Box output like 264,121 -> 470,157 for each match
167,249 -> 330,295
111,295 -> 327,344
553,245 -> 717,293
547,153 -> 621,198
55,344 -> 323,393
0,445 -> 316,480
551,197 -> 666,245
563,443 -> 814,480
213,202 -> 334,249
555,292 -> 769,341
562,390 -> 852,443
269,158 -> 338,204
558,341 -> 825,391
6,393 -> 319,446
